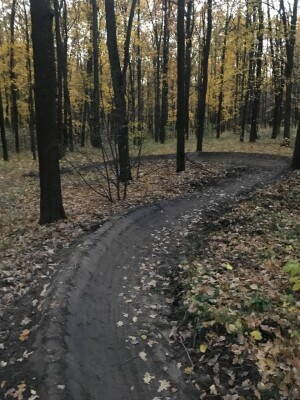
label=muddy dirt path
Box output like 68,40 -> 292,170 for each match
31,153 -> 290,400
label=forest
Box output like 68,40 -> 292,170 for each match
0,0 -> 299,399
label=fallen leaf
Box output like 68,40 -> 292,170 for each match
143,372 -> 155,384
250,330 -> 263,341
199,343 -> 208,353
19,329 -> 30,342
158,380 -> 171,392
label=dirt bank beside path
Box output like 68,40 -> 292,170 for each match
27,153 -> 290,400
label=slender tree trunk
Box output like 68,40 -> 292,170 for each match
292,117 -> 300,169
154,51 -> 161,142
184,0 -> 194,140
216,8 -> 230,138
196,0 -> 212,152
0,88 -> 8,161
137,0 -> 143,138
159,0 -> 170,144
267,7 -> 282,139
80,100 -> 88,147
249,0 -> 263,143
104,0 -> 135,182
23,1 -> 36,160
90,0 -> 102,148
280,0 -> 298,139
62,0 -> 74,151
176,0 -> 185,172
53,0 -> 64,153
9,0 -> 20,153
240,3 -> 255,142
30,0 -> 66,224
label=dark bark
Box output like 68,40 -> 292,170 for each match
104,0 -> 135,182
0,88 -> 8,161
240,3 -> 255,142
137,0 -> 143,137
62,0 -> 74,151
159,0 -> 170,144
80,100 -> 88,147
249,0 -> 263,143
9,0 -> 20,153
53,0 -> 64,153
122,0 -> 137,82
29,0 -> 66,224
23,1 -> 36,160
267,7 -> 283,139
184,0 -> 194,140
148,2 -> 163,143
233,13 -> 241,134
176,0 -> 185,172
195,0 -> 212,152
280,0 -> 298,139
90,0 -> 102,148
216,8 -> 230,139
292,117 -> 300,169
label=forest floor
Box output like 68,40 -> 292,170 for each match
0,151 -> 298,400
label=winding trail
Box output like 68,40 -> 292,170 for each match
31,153 -> 290,400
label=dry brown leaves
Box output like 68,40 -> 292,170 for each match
179,171 -> 300,399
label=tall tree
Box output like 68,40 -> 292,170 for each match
280,0 -> 298,139
267,7 -> 284,139
292,116 -> 300,169
104,0 -> 137,182
184,0 -> 194,140
159,0 -> 170,144
61,0 -> 74,151
216,5 -> 230,139
195,0 -> 212,152
90,0 -> 102,148
249,0 -> 264,143
53,0 -> 64,153
176,0 -> 185,172
9,0 -> 20,153
29,0 -> 66,224
0,88 -> 8,161
23,0 -> 36,160
137,0 -> 143,139
240,1 -> 256,142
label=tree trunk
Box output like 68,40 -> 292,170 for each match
159,0 -> 170,144
216,8 -> 230,139
240,2 -> 255,142
249,0 -> 263,143
90,0 -> 102,148
29,0 -> 66,224
176,0 -> 185,172
0,88 -> 8,161
184,0 -> 194,140
23,0 -> 36,160
154,52 -> 161,142
292,116 -> 300,169
9,0 -> 20,153
62,0 -> 74,151
53,0 -> 64,153
280,0 -> 298,139
196,0 -> 212,152
137,0 -> 143,138
104,0 -> 134,182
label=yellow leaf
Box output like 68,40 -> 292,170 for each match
199,343 -> 208,353
226,323 -> 237,334
224,263 -> 233,270
184,367 -> 193,375
250,284 -> 259,290
19,329 -> 30,342
250,330 -> 262,341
